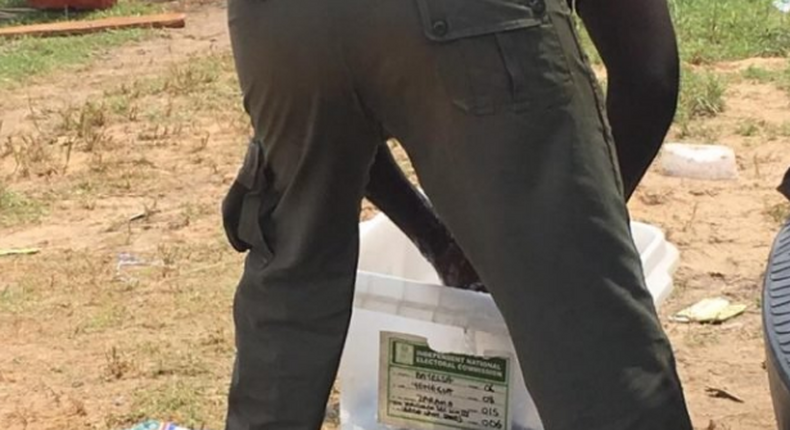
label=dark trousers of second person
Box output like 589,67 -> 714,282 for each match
222,0 -> 695,429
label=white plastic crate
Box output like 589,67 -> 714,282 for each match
339,214 -> 680,430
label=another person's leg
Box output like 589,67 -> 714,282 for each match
576,0 -> 680,199
224,0 -> 379,428
344,0 -> 693,428
365,144 -> 482,289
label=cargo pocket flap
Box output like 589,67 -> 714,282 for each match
236,138 -> 274,259
237,139 -> 262,189
238,192 -> 271,258
416,0 -> 545,42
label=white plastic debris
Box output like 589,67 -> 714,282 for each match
660,143 -> 738,180
775,0 -> 790,13
123,421 -> 197,430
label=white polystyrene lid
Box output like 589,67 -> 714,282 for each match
660,143 -> 738,180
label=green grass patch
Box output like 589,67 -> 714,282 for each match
677,68 -> 727,121
0,281 -> 35,312
111,52 -> 238,101
742,65 -> 778,83
100,52 -> 243,128
572,1 -> 789,139
577,0 -> 790,65
766,202 -> 790,225
0,185 -> 45,227
743,64 -> 790,111
672,0 -> 790,63
124,380 -> 212,428
675,122 -> 722,142
736,118 -> 764,137
0,0 -> 166,86
741,62 -> 790,91
673,69 -> 727,140
148,348 -> 211,378
0,29 -> 147,86
75,302 -> 127,334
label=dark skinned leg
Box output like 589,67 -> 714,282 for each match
575,0 -> 680,199
364,143 -> 483,290
778,166 -> 790,201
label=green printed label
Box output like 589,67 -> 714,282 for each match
378,332 -> 511,430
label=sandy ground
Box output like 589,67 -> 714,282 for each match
1,2 -> 789,429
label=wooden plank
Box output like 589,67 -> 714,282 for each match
0,8 -> 38,21
0,12 -> 186,38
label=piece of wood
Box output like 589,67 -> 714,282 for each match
0,12 -> 186,38
0,7 -> 37,21
705,387 -> 745,404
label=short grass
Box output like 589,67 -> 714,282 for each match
574,0 -> 789,140
0,45 -> 252,426
124,380 -> 213,428
741,61 -> 790,95
0,278 -> 37,312
1,50 -> 243,197
581,0 -> 790,62
677,68 -> 727,121
0,242 -> 241,428
0,0 -> 167,86
735,118 -> 766,137
574,0 -> 788,141
577,0 -> 790,66
742,64 -> 780,84
766,201 -> 790,225
0,30 -> 149,85
671,0 -> 790,64
0,184 -> 45,227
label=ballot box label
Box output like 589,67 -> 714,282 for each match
378,332 -> 510,430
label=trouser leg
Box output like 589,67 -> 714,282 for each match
225,0 -> 380,428
224,0 -> 694,427
340,0 -> 693,428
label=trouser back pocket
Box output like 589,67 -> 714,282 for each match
416,0 -> 573,115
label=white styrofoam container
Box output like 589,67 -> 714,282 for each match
660,143 -> 738,180
340,214 -> 680,430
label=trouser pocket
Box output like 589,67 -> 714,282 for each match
222,138 -> 276,260
416,0 -> 574,115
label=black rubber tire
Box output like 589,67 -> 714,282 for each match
764,219 -> 790,430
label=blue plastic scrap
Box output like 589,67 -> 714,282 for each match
125,420 -> 197,430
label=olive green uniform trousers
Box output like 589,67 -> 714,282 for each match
223,0 -> 694,428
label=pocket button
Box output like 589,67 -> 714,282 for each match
526,0 -> 546,15
431,19 -> 449,37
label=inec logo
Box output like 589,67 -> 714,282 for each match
394,341 -> 415,366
